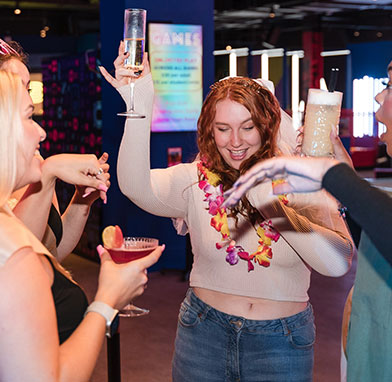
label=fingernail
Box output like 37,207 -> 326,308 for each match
96,245 -> 105,257
98,184 -> 108,192
103,195 -> 107,204
161,244 -> 166,250
83,191 -> 92,198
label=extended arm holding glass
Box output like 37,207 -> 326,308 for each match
100,50 -> 191,218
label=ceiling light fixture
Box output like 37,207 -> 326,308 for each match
14,1 -> 21,15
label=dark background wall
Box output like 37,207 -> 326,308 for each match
100,0 -> 214,270
348,40 -> 392,80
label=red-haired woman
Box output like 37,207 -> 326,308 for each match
101,48 -> 354,381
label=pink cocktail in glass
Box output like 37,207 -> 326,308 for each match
107,237 -> 158,263
105,237 -> 158,317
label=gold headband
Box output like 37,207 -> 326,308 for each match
209,76 -> 265,94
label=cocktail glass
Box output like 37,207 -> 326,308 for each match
106,237 -> 158,317
301,88 -> 343,157
117,8 -> 146,119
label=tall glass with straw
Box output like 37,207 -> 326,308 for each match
117,8 -> 146,118
302,68 -> 342,157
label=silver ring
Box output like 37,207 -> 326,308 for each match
97,168 -> 103,176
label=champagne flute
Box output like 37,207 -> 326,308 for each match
106,237 -> 158,317
117,8 -> 146,119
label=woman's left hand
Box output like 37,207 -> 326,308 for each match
42,153 -> 110,204
75,152 -> 111,204
99,40 -> 151,89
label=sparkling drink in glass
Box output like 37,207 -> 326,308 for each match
118,8 -> 147,119
124,37 -> 145,71
301,89 -> 343,157
106,237 -> 158,317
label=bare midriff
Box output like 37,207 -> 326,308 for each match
193,287 -> 307,320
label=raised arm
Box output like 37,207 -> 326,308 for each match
100,46 -> 191,218
117,74 -> 190,218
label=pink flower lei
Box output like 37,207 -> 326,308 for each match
197,162 -> 287,272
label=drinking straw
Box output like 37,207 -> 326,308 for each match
328,68 -> 339,92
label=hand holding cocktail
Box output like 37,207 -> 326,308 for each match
101,225 -> 162,317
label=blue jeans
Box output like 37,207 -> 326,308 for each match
172,289 -> 315,382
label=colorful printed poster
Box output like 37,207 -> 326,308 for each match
149,23 -> 203,132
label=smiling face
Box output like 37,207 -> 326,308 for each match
15,88 -> 46,189
375,61 -> 392,156
213,98 -> 262,170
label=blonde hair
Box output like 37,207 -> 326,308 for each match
0,72 -> 77,284
0,70 -> 24,207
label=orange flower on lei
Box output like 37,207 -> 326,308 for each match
198,162 -> 286,272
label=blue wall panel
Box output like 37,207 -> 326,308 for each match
348,40 -> 392,79
345,40 -> 392,109
100,0 -> 214,270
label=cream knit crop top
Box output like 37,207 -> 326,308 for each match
116,74 -> 354,301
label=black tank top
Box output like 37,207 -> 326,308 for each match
46,256 -> 88,344
47,204 -> 63,247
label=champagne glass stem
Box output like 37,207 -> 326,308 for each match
129,77 -> 136,114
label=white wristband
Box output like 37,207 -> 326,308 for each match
85,301 -> 119,338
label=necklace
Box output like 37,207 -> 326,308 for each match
198,162 -> 288,272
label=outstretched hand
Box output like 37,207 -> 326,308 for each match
222,156 -> 339,208
99,40 -> 151,89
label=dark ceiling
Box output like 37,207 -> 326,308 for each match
0,0 -> 100,37
0,0 -> 391,50
214,0 -> 392,50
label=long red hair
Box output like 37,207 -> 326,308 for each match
197,77 -> 281,224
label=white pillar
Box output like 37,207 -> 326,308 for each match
229,52 -> 237,77
291,53 -> 300,128
261,53 -> 269,80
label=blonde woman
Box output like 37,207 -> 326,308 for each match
0,70 -> 164,381
0,38 -> 110,262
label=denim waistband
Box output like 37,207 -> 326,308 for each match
184,288 -> 314,334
